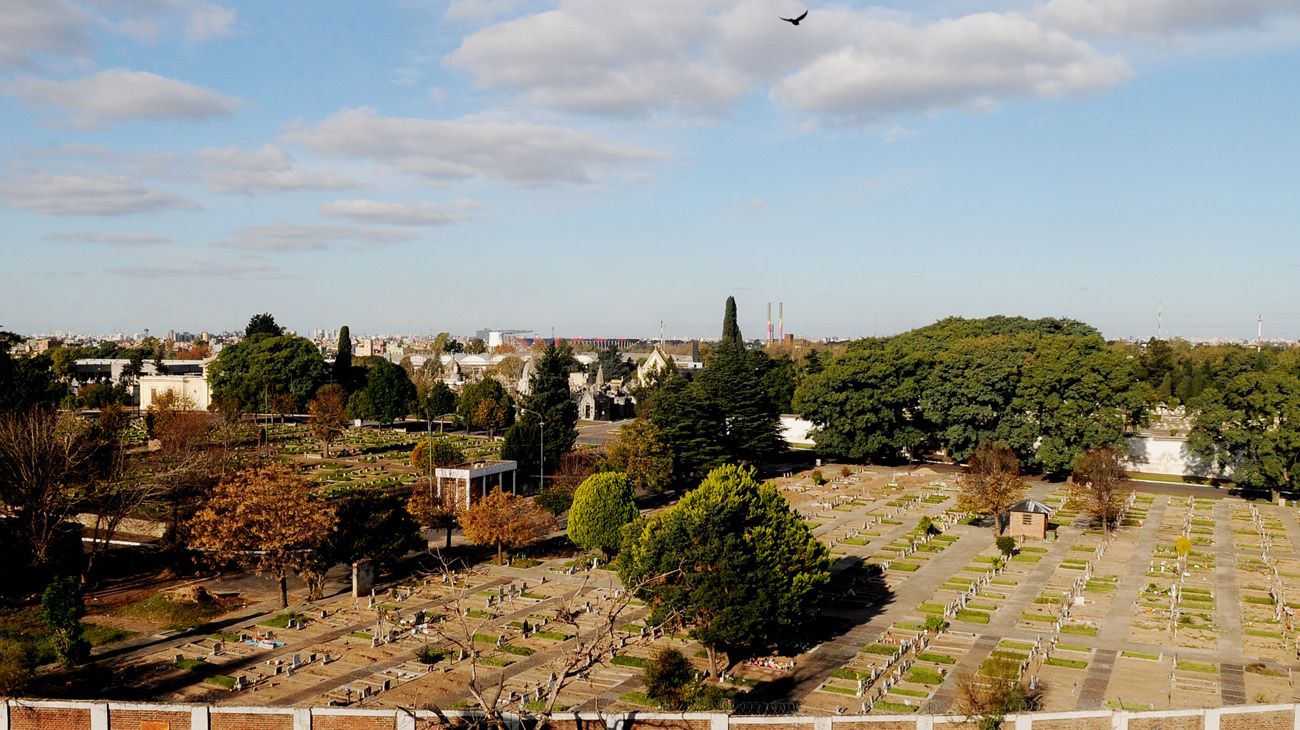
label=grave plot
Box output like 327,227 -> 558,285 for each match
1242,661 -> 1294,704
1169,658 -> 1221,708
1128,496 -> 1217,650
1103,650 -> 1169,711
1120,494 -> 1155,529
1233,502 -> 1299,661
1029,640 -> 1091,711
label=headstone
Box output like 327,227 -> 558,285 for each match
352,558 -> 376,598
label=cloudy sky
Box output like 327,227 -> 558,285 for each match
2,0 -> 1299,340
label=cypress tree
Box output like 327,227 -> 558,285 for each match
334,326 -> 352,384
721,296 -> 742,345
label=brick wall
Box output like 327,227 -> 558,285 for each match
1129,714 -> 1202,730
108,708 -> 194,730
1221,710 -> 1292,730
209,712 -> 294,730
0,700 -> 1296,730
8,705 -> 91,730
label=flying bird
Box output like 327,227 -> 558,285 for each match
781,9 -> 808,25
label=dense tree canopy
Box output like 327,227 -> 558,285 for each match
567,472 -> 638,557
618,465 -> 830,675
795,317 -> 1150,475
604,419 -> 673,494
0,332 -> 62,413
360,357 -> 416,423
333,325 -> 353,385
207,332 -> 328,412
460,489 -> 554,562
503,343 -> 578,482
245,312 -> 284,338
1189,352 -> 1300,500
457,378 -> 514,433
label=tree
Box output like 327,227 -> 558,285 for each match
643,646 -> 695,710
418,381 -> 457,425
465,338 -> 487,354
604,419 -> 673,494
307,384 -> 349,456
520,342 -> 579,462
475,398 -> 510,438
457,378 -> 513,434
315,488 -> 421,579
411,437 -> 467,474
361,357 -> 416,424
41,576 -> 88,665
648,373 -> 726,480
955,657 -> 1036,730
333,326 -> 353,385
996,536 -> 1017,558
460,488 -> 555,563
0,638 -> 35,697
207,332 -> 327,413
596,345 -> 634,382
1070,446 -> 1131,538
245,312 -> 284,338
567,472 -> 638,559
721,295 -> 742,345
1189,360 -> 1300,503
346,389 -> 373,421
618,465 -> 830,676
0,332 -> 62,413
408,436 -> 471,547
957,442 -> 1026,535
188,466 -> 336,608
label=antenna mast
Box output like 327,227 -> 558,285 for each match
1257,315 -> 1263,351
658,320 -> 665,349
1156,300 -> 1163,340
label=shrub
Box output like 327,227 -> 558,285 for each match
810,469 -> 826,486
0,639 -> 36,696
644,647 -> 694,710
995,536 -> 1017,557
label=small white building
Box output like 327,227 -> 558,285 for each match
138,373 -> 211,411
433,460 -> 519,510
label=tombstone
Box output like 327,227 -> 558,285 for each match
368,594 -> 376,609
286,665 -> 294,677
382,678 -> 392,691
211,641 -> 223,656
274,665 -> 282,675
174,653 -> 184,664
352,558 -> 376,598
371,636 -> 380,648
292,653 -> 302,668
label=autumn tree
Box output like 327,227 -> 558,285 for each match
1070,446 -> 1131,538
957,442 -> 1026,535
604,419 -> 674,494
457,378 -> 513,434
409,437 -> 467,548
188,466 -> 336,608
567,472 -> 638,559
460,488 -> 555,563
955,658 -> 1037,730
307,384 -> 349,456
475,398 -> 510,438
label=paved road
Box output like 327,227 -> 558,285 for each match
576,420 -> 630,446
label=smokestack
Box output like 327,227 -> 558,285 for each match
778,302 -> 784,341
767,302 -> 773,344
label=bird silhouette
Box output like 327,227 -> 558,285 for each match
781,9 -> 808,25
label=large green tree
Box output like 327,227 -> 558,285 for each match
457,378 -> 514,433
567,471 -> 638,558
333,325 -> 353,385
604,419 -> 673,494
503,343 -> 579,482
1189,357 -> 1300,502
245,312 -> 284,337
618,465 -> 830,676
207,332 -> 327,412
361,357 -> 416,424
0,332 -> 63,413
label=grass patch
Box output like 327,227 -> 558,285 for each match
821,683 -> 858,696
83,623 -> 133,646
210,632 -> 243,643
619,691 -> 655,707
862,644 -> 897,656
258,612 -> 305,629
1011,554 -> 1041,563
832,668 -> 870,681
1057,643 -> 1091,653
917,652 -> 956,665
918,603 -> 946,614
121,593 -> 228,631
1177,660 -> 1216,674
1120,651 -> 1160,660
1044,657 -> 1088,669
203,675 -> 237,689
955,610 -> 991,624
465,609 -> 495,619
890,687 -> 929,698
1107,700 -> 1152,711
890,562 -> 921,572
348,631 -> 373,640
480,656 -> 515,667
1245,628 -> 1283,638
906,667 -> 944,685
534,630 -> 571,641
999,640 -> 1034,650
874,700 -> 919,714
1021,613 -> 1055,623
611,654 -> 647,668
1060,624 -> 1097,636
500,644 -> 535,656
173,657 -> 208,671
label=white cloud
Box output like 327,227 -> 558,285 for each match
286,106 -> 658,186
320,198 -> 480,226
0,172 -> 199,215
0,0 -> 92,69
446,1 -> 1133,125
1038,0 -> 1300,37
7,68 -> 240,129
112,261 -> 280,279
44,232 -> 174,245
218,223 -> 416,252
196,145 -> 355,194
770,12 -> 1132,123
444,0 -> 547,23
185,1 -> 236,41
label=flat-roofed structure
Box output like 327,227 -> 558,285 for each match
433,460 -> 518,509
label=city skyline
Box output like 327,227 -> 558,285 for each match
3,1 -> 1299,340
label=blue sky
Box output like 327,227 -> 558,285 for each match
2,0 -> 1299,341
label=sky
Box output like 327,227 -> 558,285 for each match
2,0 -> 1299,342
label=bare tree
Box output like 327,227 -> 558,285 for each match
954,658 -> 1038,730
957,442 -> 1026,535
1070,446 -> 1131,539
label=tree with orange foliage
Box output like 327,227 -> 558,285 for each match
307,384 -> 349,457
460,488 -> 554,563
957,442 -> 1026,535
188,466 -> 335,607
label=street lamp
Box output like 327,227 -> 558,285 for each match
517,406 -> 544,490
